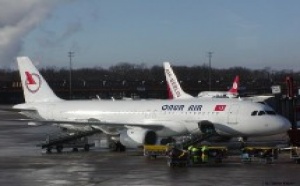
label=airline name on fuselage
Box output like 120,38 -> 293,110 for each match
162,104 -> 202,111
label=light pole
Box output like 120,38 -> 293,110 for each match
68,51 -> 74,99
208,51 -> 213,91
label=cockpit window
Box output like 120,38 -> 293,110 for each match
251,111 -> 258,116
251,110 -> 276,116
266,110 -> 276,115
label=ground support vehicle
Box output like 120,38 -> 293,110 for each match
143,145 -> 168,158
166,147 -> 189,167
166,146 -> 227,167
188,146 -> 227,165
240,147 -> 278,164
38,130 -> 98,153
289,146 -> 300,164
280,146 -> 300,164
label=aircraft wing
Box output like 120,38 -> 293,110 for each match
37,118 -> 164,130
1,107 -> 165,129
0,107 -> 38,121
0,108 -> 36,113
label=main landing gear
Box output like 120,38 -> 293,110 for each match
109,141 -> 126,152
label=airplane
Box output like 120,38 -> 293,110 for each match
164,62 -> 239,99
164,62 -> 279,108
197,75 -> 239,98
11,57 -> 290,150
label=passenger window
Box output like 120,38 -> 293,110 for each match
251,111 -> 258,116
258,111 -> 265,116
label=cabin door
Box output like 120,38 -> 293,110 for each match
227,104 -> 239,124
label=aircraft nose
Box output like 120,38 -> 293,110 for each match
278,116 -> 291,132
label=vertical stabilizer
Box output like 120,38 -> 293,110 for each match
228,75 -> 239,95
16,56 -> 62,103
163,62 -> 194,99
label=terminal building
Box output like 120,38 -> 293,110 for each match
0,78 -> 287,103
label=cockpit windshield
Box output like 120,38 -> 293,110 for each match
251,110 -> 276,116
251,111 -> 258,116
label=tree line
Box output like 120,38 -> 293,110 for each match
0,63 -> 299,95
0,62 -> 299,82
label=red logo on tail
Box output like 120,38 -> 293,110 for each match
214,105 -> 226,111
229,75 -> 239,94
25,72 -> 36,85
25,71 -> 41,93
167,84 -> 173,99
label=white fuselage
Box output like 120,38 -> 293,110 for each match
15,98 -> 290,138
198,91 -> 237,98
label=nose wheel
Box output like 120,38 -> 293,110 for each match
238,137 -> 248,149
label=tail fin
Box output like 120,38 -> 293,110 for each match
163,62 -> 194,99
16,56 -> 62,103
228,75 -> 239,95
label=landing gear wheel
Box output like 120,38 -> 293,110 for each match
84,144 -> 90,151
109,141 -> 126,152
73,148 -> 79,152
109,141 -> 118,152
238,137 -> 248,149
119,143 -> 126,152
56,145 -> 63,153
46,148 -> 52,154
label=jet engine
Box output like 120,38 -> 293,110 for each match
119,127 -> 157,148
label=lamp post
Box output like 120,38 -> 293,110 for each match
68,51 -> 74,99
208,51 -> 213,91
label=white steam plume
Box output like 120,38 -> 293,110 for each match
0,0 -> 62,68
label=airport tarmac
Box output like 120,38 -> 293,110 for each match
0,110 -> 300,186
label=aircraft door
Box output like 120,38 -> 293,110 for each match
227,104 -> 239,124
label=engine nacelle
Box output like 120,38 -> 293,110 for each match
120,127 -> 157,148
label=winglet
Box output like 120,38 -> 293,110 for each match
16,56 -> 62,103
163,62 -> 193,99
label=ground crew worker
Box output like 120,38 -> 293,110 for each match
188,145 -> 193,153
261,149 -> 268,158
241,148 -> 250,162
187,145 -> 194,165
191,146 -> 200,164
201,145 -> 209,163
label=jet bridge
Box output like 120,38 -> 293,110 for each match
38,129 -> 101,153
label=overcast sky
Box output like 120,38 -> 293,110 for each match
1,0 -> 300,70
